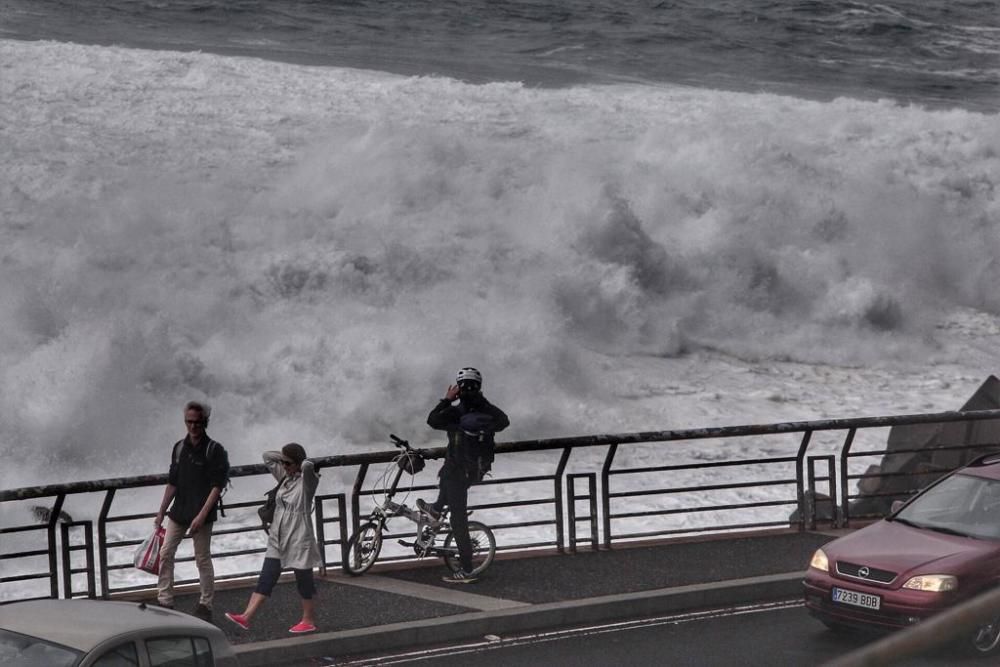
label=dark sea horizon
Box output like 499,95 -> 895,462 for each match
1,0 -> 997,110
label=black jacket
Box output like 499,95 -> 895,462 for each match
427,394 -> 509,481
167,435 -> 230,526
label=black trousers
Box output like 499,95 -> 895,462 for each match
432,464 -> 473,572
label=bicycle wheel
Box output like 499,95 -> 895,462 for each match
442,520 -> 496,575
344,521 -> 383,575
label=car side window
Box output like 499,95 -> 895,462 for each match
91,641 -> 139,666
146,636 -> 213,667
193,637 -> 212,665
0,629 -> 82,667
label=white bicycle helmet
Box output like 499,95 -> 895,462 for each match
456,367 -> 483,386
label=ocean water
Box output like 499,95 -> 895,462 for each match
2,0 -> 998,108
1,0 -> 999,491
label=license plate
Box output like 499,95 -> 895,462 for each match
832,586 -> 881,611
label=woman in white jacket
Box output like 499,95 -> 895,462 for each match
225,443 -> 322,634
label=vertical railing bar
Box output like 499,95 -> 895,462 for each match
804,455 -> 835,530
85,522 -> 96,598
48,493 -> 66,598
350,464 -> 369,541
567,475 -> 578,553
98,488 -> 116,598
963,421 -> 976,453
587,473 -> 599,549
806,457 -> 818,531
826,455 -> 838,527
553,447 -> 572,553
794,431 -> 813,532
315,497 -> 327,576
839,428 -> 857,528
338,494 -> 349,570
601,443 -> 618,549
60,522 -> 72,599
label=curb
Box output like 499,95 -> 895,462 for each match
234,571 -> 805,666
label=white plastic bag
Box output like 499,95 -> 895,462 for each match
134,527 -> 165,575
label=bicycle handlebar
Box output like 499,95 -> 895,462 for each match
389,434 -> 432,459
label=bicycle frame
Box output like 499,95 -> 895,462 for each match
363,439 -> 453,558
344,434 -> 497,576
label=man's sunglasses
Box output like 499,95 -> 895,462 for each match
281,460 -> 295,467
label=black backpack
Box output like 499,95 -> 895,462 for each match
257,478 -> 284,533
458,412 -> 497,482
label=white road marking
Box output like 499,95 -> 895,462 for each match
325,599 -> 804,666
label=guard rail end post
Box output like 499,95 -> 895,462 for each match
601,443 -> 618,549
794,431 -> 813,532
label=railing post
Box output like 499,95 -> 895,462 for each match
601,443 -> 618,549
315,498 -> 326,576
553,447 -> 572,553
794,431 -> 814,532
350,464 -> 369,540
567,473 -> 598,553
47,493 -> 66,598
61,521 -> 95,599
839,428 -> 857,528
337,495 -> 349,570
314,493 -> 348,575
826,455 -> 838,526
97,489 -> 116,599
806,455 -> 836,530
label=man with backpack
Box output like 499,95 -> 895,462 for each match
418,367 -> 509,583
154,400 -> 230,621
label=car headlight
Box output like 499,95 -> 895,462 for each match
902,575 -> 958,592
809,548 -> 829,572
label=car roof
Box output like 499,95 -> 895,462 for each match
0,599 -> 219,652
959,454 -> 1000,481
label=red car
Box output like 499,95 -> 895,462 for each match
803,453 -> 1000,656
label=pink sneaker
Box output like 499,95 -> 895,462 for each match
289,621 -> 316,634
224,612 -> 250,630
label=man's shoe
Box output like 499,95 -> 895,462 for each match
225,612 -> 250,630
416,498 -> 441,522
193,604 -> 212,622
289,621 -> 316,634
442,569 -> 478,584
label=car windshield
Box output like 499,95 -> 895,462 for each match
0,628 -> 82,667
895,472 -> 1000,540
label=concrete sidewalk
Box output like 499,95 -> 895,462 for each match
168,529 -> 837,666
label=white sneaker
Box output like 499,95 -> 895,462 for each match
442,569 -> 478,584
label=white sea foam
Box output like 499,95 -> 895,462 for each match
2,38 -> 999,491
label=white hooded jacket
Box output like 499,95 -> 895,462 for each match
262,451 -> 322,569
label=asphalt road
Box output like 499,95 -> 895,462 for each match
296,600 -> 982,667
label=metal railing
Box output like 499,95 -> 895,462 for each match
3,408 -> 1000,604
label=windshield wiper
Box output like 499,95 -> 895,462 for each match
925,525 -> 975,539
890,516 -> 921,527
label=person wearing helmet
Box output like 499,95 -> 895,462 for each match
418,367 -> 509,583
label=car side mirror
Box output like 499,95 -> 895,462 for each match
890,500 -> 905,514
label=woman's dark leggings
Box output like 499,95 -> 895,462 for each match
255,557 -> 316,599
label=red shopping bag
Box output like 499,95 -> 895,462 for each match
134,527 -> 165,576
